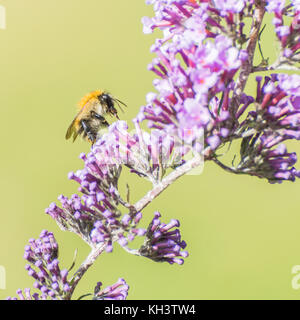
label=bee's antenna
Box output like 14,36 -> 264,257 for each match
113,98 -> 127,113
115,98 -> 127,107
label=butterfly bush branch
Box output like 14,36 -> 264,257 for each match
134,152 -> 206,213
233,2 -> 266,104
253,62 -> 300,72
213,157 -> 249,175
65,243 -> 107,300
10,0 -> 300,300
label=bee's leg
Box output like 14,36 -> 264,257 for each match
81,120 -> 96,143
81,120 -> 88,137
91,111 -> 109,126
88,132 -> 96,143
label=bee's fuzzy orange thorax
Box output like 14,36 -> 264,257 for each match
78,90 -> 104,110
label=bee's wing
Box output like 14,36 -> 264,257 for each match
65,117 -> 80,142
66,98 -> 96,142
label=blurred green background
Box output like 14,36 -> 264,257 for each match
1,0 -> 300,300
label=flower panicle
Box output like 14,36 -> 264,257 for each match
139,211 -> 189,265
9,230 -> 71,300
142,0 -> 300,184
234,74 -> 300,183
266,0 -> 300,60
93,278 -> 129,300
142,0 -> 254,39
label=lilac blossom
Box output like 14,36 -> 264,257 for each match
93,278 -> 129,300
266,0 -> 285,13
91,120 -> 195,182
8,230 -> 71,300
233,74 -> 300,182
7,289 -> 42,301
139,212 -> 188,265
140,35 -> 245,148
45,129 -> 189,257
266,0 -> 300,60
8,231 -> 130,300
141,0 -> 300,183
213,0 -> 250,15
140,1 -> 252,153
45,121 -> 189,255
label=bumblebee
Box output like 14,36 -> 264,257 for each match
65,90 -> 126,144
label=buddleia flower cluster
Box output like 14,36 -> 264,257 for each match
9,0 -> 300,300
7,231 -> 129,300
266,0 -> 300,61
45,120 -> 189,260
140,0 -> 300,183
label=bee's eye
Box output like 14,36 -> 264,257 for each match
99,94 -> 115,112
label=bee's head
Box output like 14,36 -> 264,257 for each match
98,93 -> 119,119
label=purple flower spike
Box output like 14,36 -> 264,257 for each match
93,278 -> 129,300
234,75 -> 300,183
7,288 -> 41,300
139,211 -> 188,265
12,230 -> 71,300
266,1 -> 300,58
